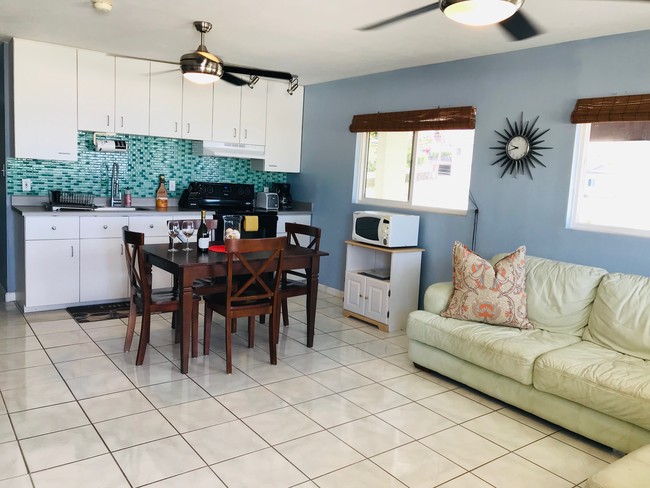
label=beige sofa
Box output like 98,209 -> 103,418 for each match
407,254 -> 650,453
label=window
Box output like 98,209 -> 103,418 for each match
567,94 -> 650,238
350,106 -> 476,214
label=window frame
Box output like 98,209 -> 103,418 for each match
567,123 -> 650,239
352,130 -> 473,216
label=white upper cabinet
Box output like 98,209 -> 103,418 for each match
251,81 -> 304,173
78,50 -> 115,132
115,57 -> 150,135
78,51 -> 150,135
182,78 -> 213,141
149,61 -> 183,138
12,39 -> 78,161
212,79 -> 267,146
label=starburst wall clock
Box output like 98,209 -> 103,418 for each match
490,113 -> 552,179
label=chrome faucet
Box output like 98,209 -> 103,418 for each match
110,162 -> 122,207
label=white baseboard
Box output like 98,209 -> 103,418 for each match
318,284 -> 343,298
5,292 -> 16,302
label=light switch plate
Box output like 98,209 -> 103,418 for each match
22,179 -> 31,191
169,180 -> 176,191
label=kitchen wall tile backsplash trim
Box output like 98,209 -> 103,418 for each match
7,131 -> 287,198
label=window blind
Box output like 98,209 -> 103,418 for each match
571,94 -> 650,123
349,106 -> 476,133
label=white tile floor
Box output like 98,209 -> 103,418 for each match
0,294 -> 620,488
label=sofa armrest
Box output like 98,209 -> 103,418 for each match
423,281 -> 454,314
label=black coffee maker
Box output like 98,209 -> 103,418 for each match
271,183 -> 293,210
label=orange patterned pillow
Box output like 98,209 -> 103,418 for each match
441,241 -> 533,329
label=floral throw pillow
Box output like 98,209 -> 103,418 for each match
441,241 -> 533,329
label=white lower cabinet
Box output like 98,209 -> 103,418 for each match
25,239 -> 80,310
19,215 -> 80,311
79,216 -> 129,302
343,240 -> 424,332
276,213 -> 312,245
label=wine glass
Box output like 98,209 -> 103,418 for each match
181,220 -> 194,251
167,220 -> 180,252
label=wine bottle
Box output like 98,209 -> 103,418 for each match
197,210 -> 209,253
155,175 -> 168,209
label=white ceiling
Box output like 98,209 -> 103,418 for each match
0,0 -> 649,85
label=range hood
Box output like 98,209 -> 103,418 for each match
192,141 -> 265,160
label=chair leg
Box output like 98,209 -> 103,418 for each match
124,297 -> 137,352
225,315 -> 233,374
281,298 -> 289,326
203,304 -> 213,355
136,304 -> 151,365
259,314 -> 265,324
269,310 -> 278,365
191,300 -> 199,358
248,316 -> 255,348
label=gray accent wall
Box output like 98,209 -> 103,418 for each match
290,29 -> 650,300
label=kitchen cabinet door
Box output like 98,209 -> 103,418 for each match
12,39 -> 78,161
344,272 -> 365,316
212,81 -> 242,143
25,240 -> 79,309
182,79 -> 213,141
115,57 -> 150,136
80,238 -> 128,302
150,62 -> 183,138
77,49 -> 115,132
239,79 -> 267,146
253,82 -> 304,173
343,272 -> 390,324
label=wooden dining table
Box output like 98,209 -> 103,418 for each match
142,242 -> 329,374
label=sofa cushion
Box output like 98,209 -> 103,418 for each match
492,254 -> 607,335
534,341 -> 650,431
441,242 -> 533,329
583,273 -> 650,360
408,310 -> 580,385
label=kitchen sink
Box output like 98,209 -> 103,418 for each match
94,206 -> 137,212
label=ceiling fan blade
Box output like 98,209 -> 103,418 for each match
223,64 -> 294,81
499,10 -> 540,41
221,72 -> 248,86
359,2 -> 441,31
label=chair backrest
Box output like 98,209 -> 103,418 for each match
285,222 -> 321,251
224,236 -> 287,307
122,226 -> 150,301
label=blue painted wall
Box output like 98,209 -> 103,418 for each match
290,30 -> 650,298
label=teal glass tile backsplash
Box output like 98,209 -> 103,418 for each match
7,131 -> 287,198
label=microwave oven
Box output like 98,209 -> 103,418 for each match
352,211 -> 420,248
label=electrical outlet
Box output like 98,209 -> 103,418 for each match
169,180 -> 176,191
22,179 -> 31,192
264,186 -> 269,193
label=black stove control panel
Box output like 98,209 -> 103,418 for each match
179,182 -> 255,209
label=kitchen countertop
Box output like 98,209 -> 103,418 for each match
11,197 -> 313,216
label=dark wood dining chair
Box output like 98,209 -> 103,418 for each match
260,223 -> 321,339
203,236 -> 287,374
122,227 -> 200,365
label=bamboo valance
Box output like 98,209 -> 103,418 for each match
571,94 -> 650,123
349,106 -> 476,133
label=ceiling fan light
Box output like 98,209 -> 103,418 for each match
441,0 -> 523,27
180,51 -> 223,84
183,72 -> 220,85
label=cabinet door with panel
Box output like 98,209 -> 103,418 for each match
212,81 -> 242,143
149,61 -> 183,138
79,216 -> 129,302
77,49 -> 115,132
115,57 -> 150,135
239,79 -> 267,146
182,79 -> 213,141
12,39 -> 78,161
343,272 -> 390,324
253,81 -> 304,173
212,80 -> 267,145
22,216 -> 80,311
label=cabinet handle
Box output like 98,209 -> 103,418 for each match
71,245 -> 74,258
175,122 -> 178,133
233,128 -> 237,138
106,115 -> 110,126
244,129 -> 248,139
149,224 -> 154,229
120,116 -> 124,128
103,225 -> 108,229
51,226 -> 56,230
187,123 -> 190,134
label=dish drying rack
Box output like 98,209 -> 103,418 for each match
45,191 -> 97,211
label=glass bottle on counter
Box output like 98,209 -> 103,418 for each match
155,175 -> 168,209
124,188 -> 132,207
197,210 -> 210,254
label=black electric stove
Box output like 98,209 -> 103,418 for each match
179,182 -> 278,239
